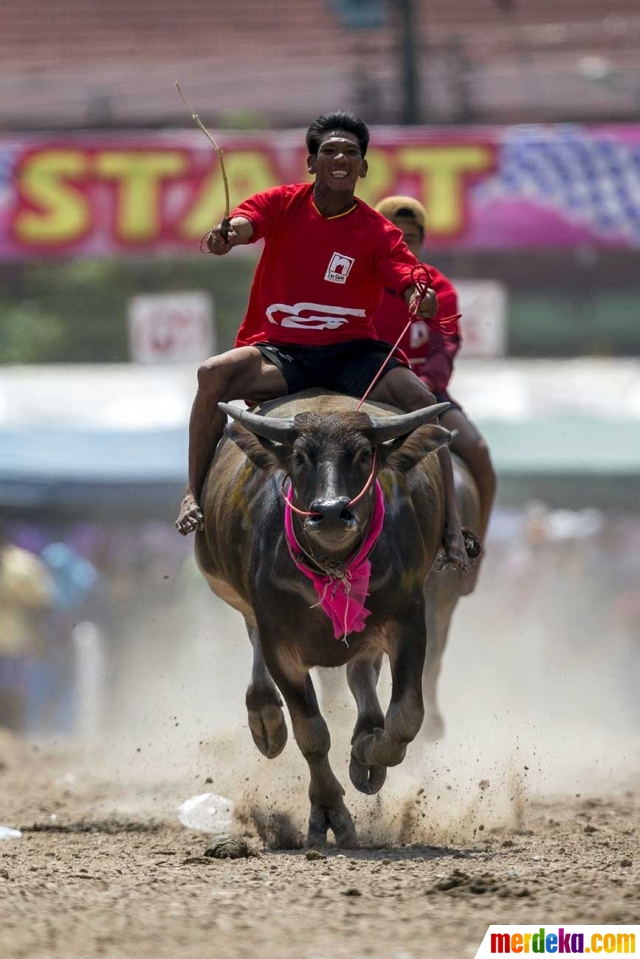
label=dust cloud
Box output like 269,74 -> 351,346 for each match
91,532 -> 640,849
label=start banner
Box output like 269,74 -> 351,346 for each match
1,124 -> 640,258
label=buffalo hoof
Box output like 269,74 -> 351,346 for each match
349,753 -> 387,795
352,727 -> 407,769
247,703 -> 288,759
423,708 -> 445,743
307,803 -> 358,849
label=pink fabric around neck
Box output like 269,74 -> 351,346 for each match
284,481 -> 386,641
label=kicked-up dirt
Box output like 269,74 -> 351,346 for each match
3,556 -> 640,959
1,728 -> 639,959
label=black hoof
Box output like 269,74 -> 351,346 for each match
352,727 -> 407,768
349,754 -> 387,795
247,703 -> 288,759
307,803 -> 357,848
307,806 -> 330,847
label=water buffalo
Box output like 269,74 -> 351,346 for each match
195,390 -> 475,847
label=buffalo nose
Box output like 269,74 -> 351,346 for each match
309,496 -> 353,525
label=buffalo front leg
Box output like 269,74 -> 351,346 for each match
245,624 -> 288,759
347,653 -> 387,795
265,651 -> 357,848
351,607 -> 427,770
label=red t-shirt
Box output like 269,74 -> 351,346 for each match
372,266 -> 461,394
232,183 -> 424,348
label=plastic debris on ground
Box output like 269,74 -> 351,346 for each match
0,826 -> 23,840
177,792 -> 235,835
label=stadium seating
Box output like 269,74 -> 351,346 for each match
0,0 -> 639,127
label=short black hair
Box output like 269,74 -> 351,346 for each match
395,206 -> 418,220
305,112 -> 370,158
394,206 -> 424,237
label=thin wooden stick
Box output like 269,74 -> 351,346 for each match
175,81 -> 231,237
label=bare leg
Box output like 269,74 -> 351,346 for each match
262,643 -> 357,847
368,365 -> 469,569
351,605 -> 426,770
347,653 -> 387,794
176,346 -> 287,535
245,623 -> 288,759
437,445 -> 470,569
442,409 -> 496,542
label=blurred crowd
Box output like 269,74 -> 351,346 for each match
486,502 -> 640,647
1,503 -> 639,738
478,503 -> 640,723
0,518 -> 193,735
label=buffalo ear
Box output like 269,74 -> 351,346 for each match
380,424 -> 451,473
225,424 -> 286,474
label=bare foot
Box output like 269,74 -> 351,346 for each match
442,523 -> 470,572
175,492 -> 204,536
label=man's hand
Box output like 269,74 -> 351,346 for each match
205,216 -> 254,255
407,286 -> 438,320
206,224 -> 236,255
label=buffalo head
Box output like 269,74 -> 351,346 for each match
219,401 -> 451,561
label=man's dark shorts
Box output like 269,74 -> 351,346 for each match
435,389 -> 463,413
255,340 -> 406,399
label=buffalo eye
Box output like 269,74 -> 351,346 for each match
353,447 -> 373,468
292,448 -> 312,469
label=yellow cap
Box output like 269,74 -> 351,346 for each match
374,195 -> 427,232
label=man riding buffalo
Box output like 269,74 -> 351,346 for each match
175,111 -> 471,570
373,195 -> 496,548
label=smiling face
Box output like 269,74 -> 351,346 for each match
307,130 -> 368,194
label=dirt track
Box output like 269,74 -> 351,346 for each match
2,556 -> 640,958
1,728 -> 639,959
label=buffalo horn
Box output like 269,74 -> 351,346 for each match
370,401 -> 450,443
218,403 -> 297,444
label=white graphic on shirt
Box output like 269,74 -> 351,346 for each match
266,301 -> 366,331
324,251 -> 355,284
410,319 -> 430,349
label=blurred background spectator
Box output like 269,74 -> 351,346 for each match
0,522 -> 55,731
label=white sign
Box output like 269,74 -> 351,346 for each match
128,292 -> 214,365
453,280 -> 508,357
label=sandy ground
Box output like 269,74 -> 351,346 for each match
1,724 -> 639,959
2,579 -> 640,958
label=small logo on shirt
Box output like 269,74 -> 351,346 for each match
324,252 -> 355,284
